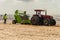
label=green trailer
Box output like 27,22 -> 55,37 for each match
12,10 -> 31,24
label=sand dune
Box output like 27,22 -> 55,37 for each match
0,20 -> 60,40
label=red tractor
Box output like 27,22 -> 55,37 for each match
31,9 -> 56,26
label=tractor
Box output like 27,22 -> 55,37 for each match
31,9 -> 56,26
12,10 -> 31,24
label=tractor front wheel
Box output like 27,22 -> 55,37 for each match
50,19 -> 56,26
12,20 -> 16,24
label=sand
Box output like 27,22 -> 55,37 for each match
0,20 -> 60,40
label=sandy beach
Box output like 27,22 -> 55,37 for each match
0,20 -> 60,40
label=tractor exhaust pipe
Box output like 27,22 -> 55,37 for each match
45,10 -> 47,15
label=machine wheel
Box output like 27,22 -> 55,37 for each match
12,20 -> 16,24
43,19 -> 50,26
31,16 -> 40,25
50,19 -> 56,26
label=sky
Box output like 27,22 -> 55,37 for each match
0,0 -> 60,17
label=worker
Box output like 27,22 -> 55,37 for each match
3,13 -> 7,24
23,11 -> 28,20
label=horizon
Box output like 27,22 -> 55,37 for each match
0,14 -> 60,21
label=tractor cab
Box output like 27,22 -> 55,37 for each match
35,9 -> 47,15
34,9 -> 53,19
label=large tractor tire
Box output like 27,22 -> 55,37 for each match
43,19 -> 50,26
12,20 -> 16,24
31,16 -> 40,25
50,19 -> 56,26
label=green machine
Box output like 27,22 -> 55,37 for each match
12,10 -> 31,24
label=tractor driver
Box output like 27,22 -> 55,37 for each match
37,11 -> 41,17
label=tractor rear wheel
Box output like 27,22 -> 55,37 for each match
31,16 -> 39,25
43,19 -> 50,26
12,20 -> 16,24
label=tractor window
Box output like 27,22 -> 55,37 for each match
41,11 -> 45,15
37,11 -> 41,15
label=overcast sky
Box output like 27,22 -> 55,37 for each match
0,0 -> 60,16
